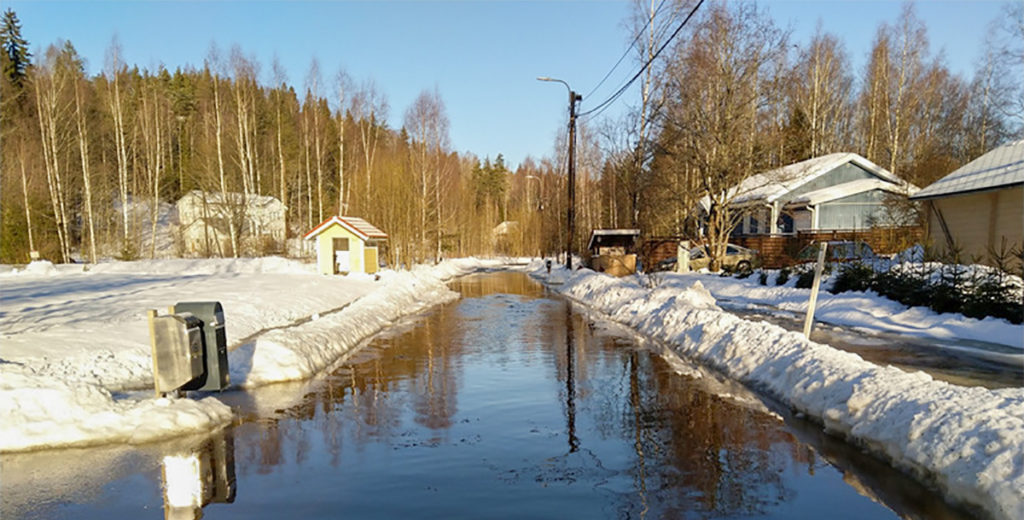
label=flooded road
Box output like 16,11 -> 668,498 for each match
1,272 -> 980,519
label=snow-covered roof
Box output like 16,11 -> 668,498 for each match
304,216 -> 388,241
785,178 -> 915,207
178,190 -> 285,209
587,228 -> 640,251
700,153 -> 903,210
910,139 -> 1024,200
493,221 -> 519,235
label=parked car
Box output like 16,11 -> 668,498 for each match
657,243 -> 759,272
796,240 -> 875,263
689,244 -> 759,271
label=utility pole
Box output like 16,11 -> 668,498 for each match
538,77 -> 582,270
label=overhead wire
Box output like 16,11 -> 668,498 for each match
583,0 -> 671,101
581,0 -> 708,122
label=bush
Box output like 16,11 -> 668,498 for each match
961,270 -> 1024,324
831,262 -> 875,294
758,270 -> 768,285
790,268 -> 815,288
776,267 -> 791,285
873,269 -> 931,309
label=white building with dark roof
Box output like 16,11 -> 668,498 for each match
909,140 -> 1023,268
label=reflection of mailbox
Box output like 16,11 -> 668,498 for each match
174,301 -> 230,392
162,429 -> 237,520
148,311 -> 205,395
210,431 -> 236,503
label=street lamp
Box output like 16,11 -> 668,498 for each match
538,76 -> 582,270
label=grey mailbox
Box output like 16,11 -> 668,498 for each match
148,311 -> 205,395
174,301 -> 230,391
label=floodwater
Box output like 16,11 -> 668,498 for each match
1,272 -> 983,519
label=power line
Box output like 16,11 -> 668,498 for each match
577,0 -> 704,121
583,0 -> 671,101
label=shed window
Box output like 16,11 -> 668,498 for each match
333,237 -> 350,251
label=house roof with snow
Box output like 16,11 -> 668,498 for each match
178,190 -> 286,210
785,178 -> 911,207
909,139 -> 1024,200
303,216 -> 388,241
699,153 -> 912,211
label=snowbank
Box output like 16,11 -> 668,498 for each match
0,256 -> 502,452
231,259 -> 499,386
535,264 -> 1024,520
682,270 -> 1023,349
0,366 -> 232,452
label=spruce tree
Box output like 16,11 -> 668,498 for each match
1,8 -> 31,88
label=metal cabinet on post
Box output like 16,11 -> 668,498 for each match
175,301 -> 230,391
148,311 -> 205,396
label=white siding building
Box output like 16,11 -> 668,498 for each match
177,191 -> 287,256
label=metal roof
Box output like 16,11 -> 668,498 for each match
304,216 -> 388,241
910,139 -> 1024,200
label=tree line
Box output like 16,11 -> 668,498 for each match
0,8 -> 574,265
2,3 -> 1021,267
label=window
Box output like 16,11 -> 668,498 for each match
333,237 -> 349,251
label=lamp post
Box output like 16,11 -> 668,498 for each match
538,76 -> 581,270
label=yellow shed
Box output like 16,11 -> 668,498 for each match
304,216 -> 388,275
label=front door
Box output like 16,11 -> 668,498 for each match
333,237 -> 350,274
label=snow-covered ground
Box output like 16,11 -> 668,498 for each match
0,257 -> 504,453
535,263 -> 1023,520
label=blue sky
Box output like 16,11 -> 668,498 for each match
8,1 -> 1010,169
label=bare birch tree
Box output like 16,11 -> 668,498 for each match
662,2 -> 789,270
335,68 -> 351,215
105,37 -> 133,252
71,49 -> 97,262
33,44 -> 72,262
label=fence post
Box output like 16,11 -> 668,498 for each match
676,240 -> 690,273
803,242 -> 828,338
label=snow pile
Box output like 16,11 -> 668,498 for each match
538,265 -> 1024,520
0,256 -> 501,452
0,366 -> 232,452
232,259 -> 500,386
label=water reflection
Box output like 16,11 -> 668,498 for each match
0,427 -> 236,520
160,429 -> 236,519
219,272 -> 974,519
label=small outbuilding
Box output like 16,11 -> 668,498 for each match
909,139 -> 1023,270
587,229 -> 641,276
304,216 -> 388,275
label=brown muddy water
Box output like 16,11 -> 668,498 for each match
0,271 -> 982,519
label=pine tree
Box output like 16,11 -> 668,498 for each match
1,8 -> 31,87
